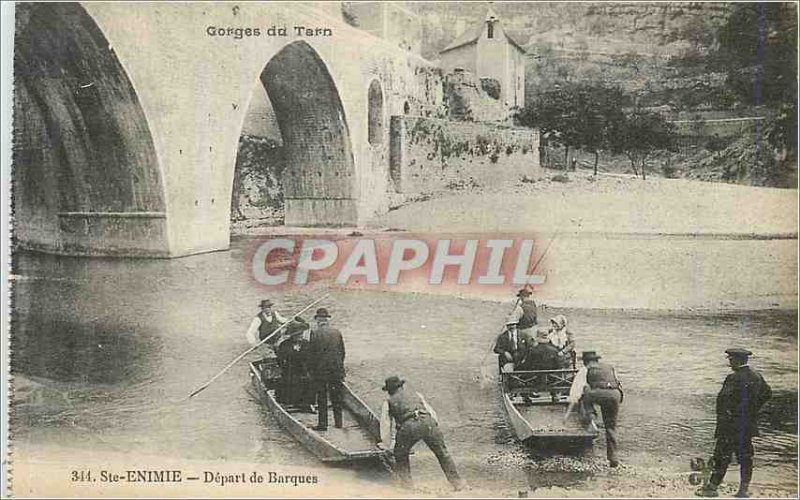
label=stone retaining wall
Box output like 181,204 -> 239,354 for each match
389,116 -> 541,194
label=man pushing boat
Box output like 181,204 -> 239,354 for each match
377,375 -> 466,492
567,351 -> 624,467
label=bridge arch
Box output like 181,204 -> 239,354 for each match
234,40 -> 357,227
13,3 -> 167,255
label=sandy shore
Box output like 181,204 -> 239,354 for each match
370,174 -> 797,237
234,175 -> 797,311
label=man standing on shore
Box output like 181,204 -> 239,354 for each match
697,348 -> 772,498
307,308 -> 346,431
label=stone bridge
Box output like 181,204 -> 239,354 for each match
13,2 -> 443,257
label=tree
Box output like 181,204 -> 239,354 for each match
573,85 -> 627,175
517,83 -> 628,172
716,3 -> 797,164
717,3 -> 797,109
610,110 -> 675,180
517,85 -> 583,168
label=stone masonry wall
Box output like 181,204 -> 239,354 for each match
445,70 -> 508,122
389,116 -> 540,194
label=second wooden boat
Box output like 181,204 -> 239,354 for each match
501,368 -> 599,447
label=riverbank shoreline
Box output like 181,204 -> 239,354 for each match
229,176 -> 797,312
232,175 -> 797,237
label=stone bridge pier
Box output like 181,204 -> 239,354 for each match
12,2 -> 442,257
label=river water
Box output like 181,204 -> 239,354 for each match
10,237 -> 798,495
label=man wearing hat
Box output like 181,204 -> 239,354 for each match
493,320 -> 523,372
307,308 -> 346,431
245,299 -> 291,347
697,348 -> 772,498
508,288 -> 538,339
377,376 -> 465,491
573,351 -> 623,467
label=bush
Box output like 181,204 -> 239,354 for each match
480,78 -> 502,100
661,164 -> 680,178
706,135 -> 728,152
551,174 -> 570,183
445,178 -> 480,190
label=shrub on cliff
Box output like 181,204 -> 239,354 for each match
480,78 -> 502,100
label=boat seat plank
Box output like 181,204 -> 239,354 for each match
512,398 -> 589,435
276,391 -> 381,453
503,369 -> 577,393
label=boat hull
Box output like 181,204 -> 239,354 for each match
501,369 -> 599,448
249,361 -> 392,465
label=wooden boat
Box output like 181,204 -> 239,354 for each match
501,368 -> 599,448
249,359 -> 392,465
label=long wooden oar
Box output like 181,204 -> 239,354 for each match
186,293 -> 330,400
563,401 -> 576,423
519,230 -> 559,294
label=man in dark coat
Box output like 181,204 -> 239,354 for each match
307,308 -> 346,431
697,348 -> 772,498
493,320 -> 523,372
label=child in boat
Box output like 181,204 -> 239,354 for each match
548,315 -> 576,369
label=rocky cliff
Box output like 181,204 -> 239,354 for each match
414,2 -> 733,109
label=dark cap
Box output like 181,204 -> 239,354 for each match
517,288 -> 532,297
725,348 -> 752,358
314,307 -> 332,319
382,375 -> 405,392
260,299 -> 274,308
581,351 -> 601,362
